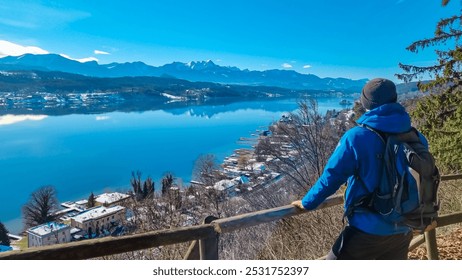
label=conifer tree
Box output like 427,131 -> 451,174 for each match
87,192 -> 96,208
142,177 -> 154,199
161,173 -> 174,196
130,171 -> 142,199
397,0 -> 462,172
0,221 -> 10,246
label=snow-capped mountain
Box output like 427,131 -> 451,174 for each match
0,54 -> 367,91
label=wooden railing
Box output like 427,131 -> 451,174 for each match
1,174 -> 461,260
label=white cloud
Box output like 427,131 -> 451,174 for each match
95,116 -> 110,121
0,2 -> 90,30
303,65 -> 312,69
0,18 -> 36,29
94,50 -> 110,55
0,114 -> 48,126
0,40 -> 49,57
59,54 -> 98,63
282,63 -> 293,68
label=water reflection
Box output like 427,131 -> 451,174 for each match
0,114 -> 48,126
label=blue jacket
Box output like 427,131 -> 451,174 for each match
301,103 -> 428,235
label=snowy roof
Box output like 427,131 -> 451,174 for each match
7,233 -> 22,241
27,222 -> 70,236
213,179 -> 236,191
55,207 -> 82,216
61,200 -> 88,210
72,206 -> 125,223
190,180 -> 205,186
75,200 -> 88,205
252,162 -> 266,170
95,192 -> 130,205
70,227 -> 82,234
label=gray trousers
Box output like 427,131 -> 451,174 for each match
326,226 -> 413,260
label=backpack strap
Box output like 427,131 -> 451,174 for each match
345,124 -> 388,218
358,123 -> 387,144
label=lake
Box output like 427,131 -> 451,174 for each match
0,97 -> 353,233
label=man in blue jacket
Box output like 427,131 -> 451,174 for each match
292,78 -> 420,259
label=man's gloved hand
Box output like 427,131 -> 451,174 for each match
291,200 -> 305,209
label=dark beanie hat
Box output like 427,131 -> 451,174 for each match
360,78 -> 398,110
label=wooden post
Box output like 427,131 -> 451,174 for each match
424,229 -> 439,260
199,216 -> 220,260
184,240 -> 200,260
408,234 -> 425,251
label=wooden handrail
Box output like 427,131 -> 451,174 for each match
0,174 -> 460,260
441,174 -> 462,181
0,223 -> 216,260
213,195 -> 343,234
0,195 -> 343,260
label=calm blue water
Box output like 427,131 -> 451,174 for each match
0,97 -> 353,233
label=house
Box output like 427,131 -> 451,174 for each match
26,222 -> 71,248
70,205 -> 125,237
95,192 -> 130,207
54,207 -> 83,223
210,179 -> 240,197
61,199 -> 88,211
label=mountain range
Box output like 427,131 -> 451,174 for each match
1,69 -> 323,115
0,54 -> 367,91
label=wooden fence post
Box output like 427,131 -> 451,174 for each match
184,240 -> 200,260
199,216 -> 219,260
184,216 -> 220,260
424,229 -> 439,260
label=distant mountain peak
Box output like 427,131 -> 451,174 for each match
187,60 -> 217,70
0,53 -> 367,91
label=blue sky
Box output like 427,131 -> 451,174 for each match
0,0 -> 459,80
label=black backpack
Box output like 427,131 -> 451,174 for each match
352,125 -> 440,232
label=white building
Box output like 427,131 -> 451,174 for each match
95,192 -> 130,206
61,199 -> 88,211
26,222 -> 71,248
70,205 -> 125,236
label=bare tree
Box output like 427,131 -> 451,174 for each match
22,185 -> 59,229
192,154 -> 221,186
201,187 -> 226,218
255,98 -> 341,193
